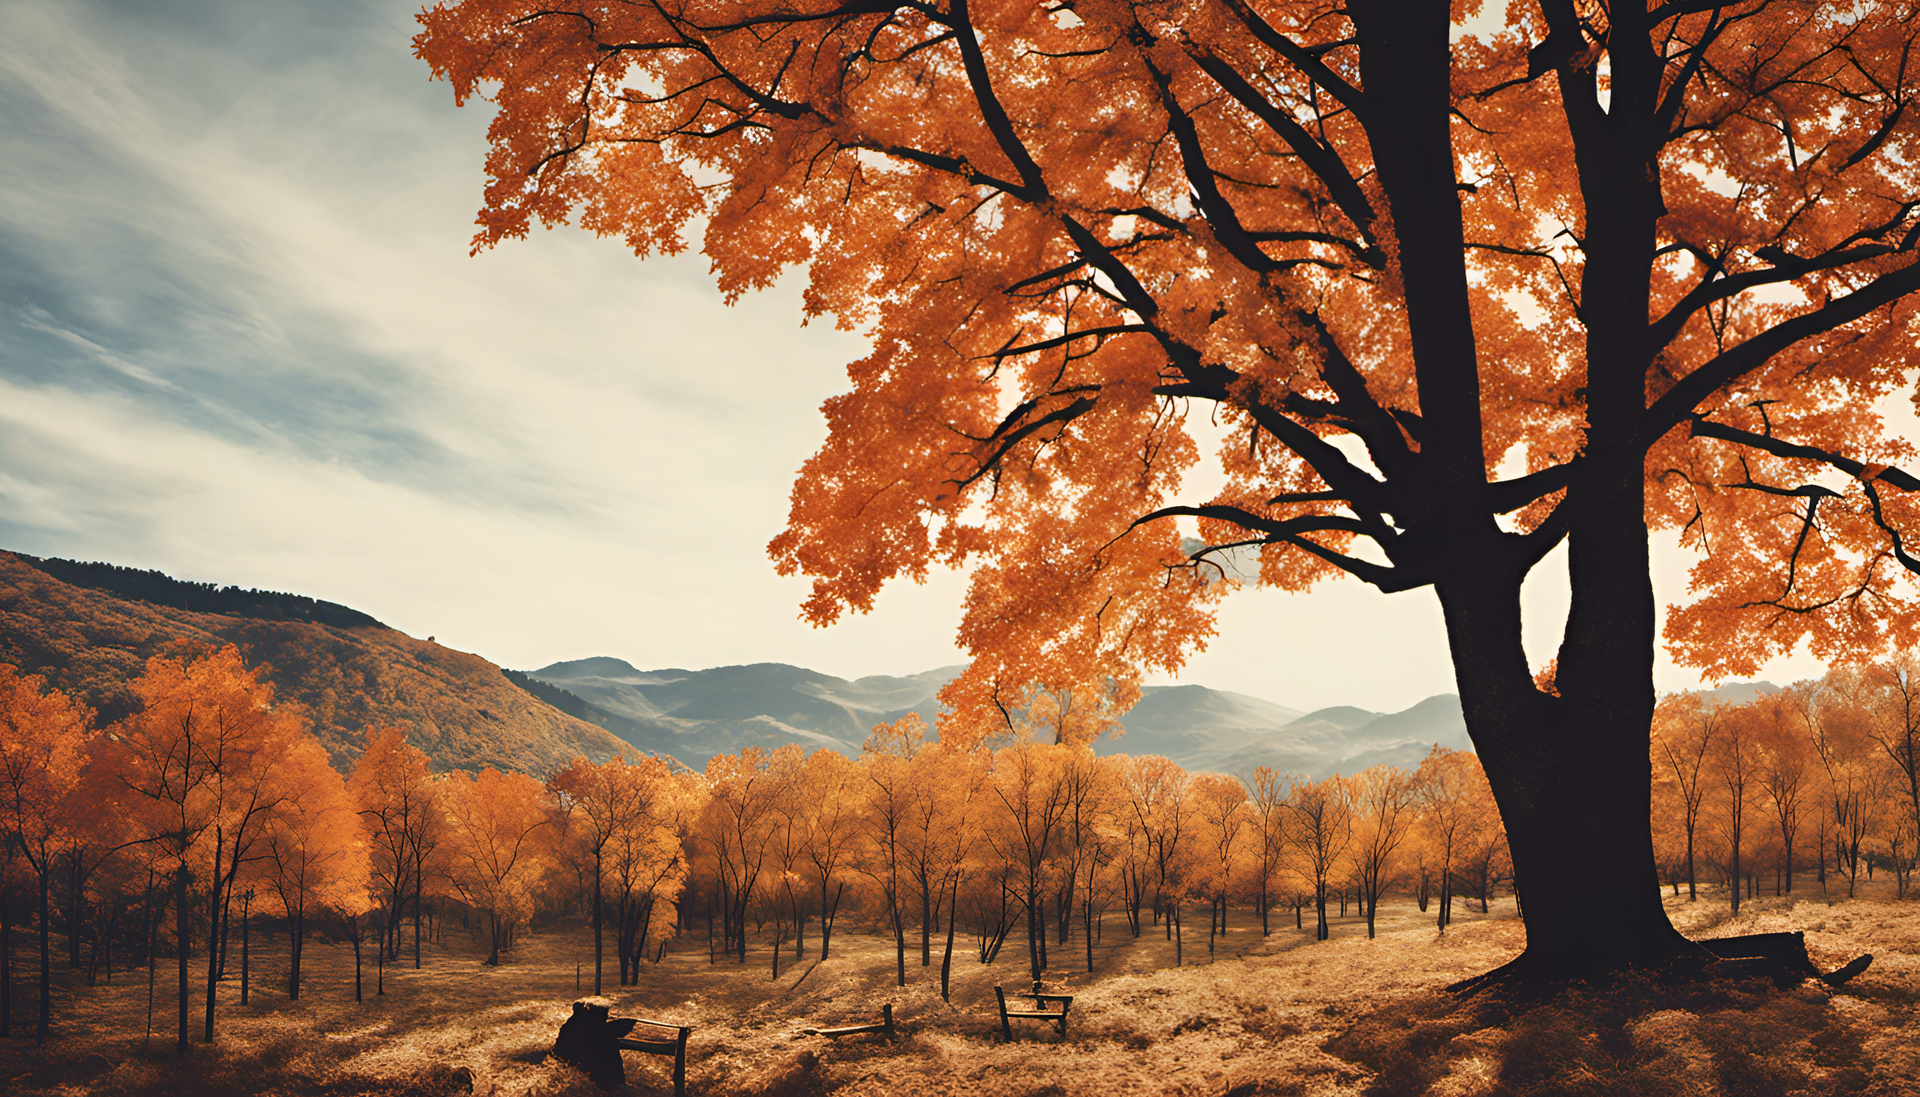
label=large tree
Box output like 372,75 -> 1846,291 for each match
416,0 -> 1920,982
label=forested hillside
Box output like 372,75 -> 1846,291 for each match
0,551 -> 627,774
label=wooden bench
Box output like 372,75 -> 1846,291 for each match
994,984 -> 1072,1040
614,1017 -> 692,1097
802,1003 -> 895,1041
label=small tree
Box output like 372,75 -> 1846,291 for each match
1239,767 -> 1293,936
440,767 -> 550,965
0,666 -> 91,1044
1285,777 -> 1352,942
262,737 -> 368,1000
1654,694 -> 1721,901
1347,765 -> 1416,939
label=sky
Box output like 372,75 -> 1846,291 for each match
0,0 -> 1835,714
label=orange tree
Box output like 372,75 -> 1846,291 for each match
416,1 -> 1920,983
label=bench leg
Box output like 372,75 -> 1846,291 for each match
994,986 -> 1012,1042
883,1003 -> 895,1041
672,1027 -> 688,1097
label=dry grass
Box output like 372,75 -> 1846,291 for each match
2,880 -> 1916,1096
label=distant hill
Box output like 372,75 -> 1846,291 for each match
523,658 -> 964,767
524,656 -> 1470,777
1699,680 -> 1782,706
0,552 -> 628,775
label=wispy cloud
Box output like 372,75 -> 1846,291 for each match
16,304 -> 177,389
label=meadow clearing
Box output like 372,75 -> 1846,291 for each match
1,880 -> 1916,1097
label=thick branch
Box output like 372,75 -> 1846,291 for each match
1645,260 -> 1920,442
1689,418 -> 1920,492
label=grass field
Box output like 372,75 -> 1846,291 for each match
1,880 -> 1916,1096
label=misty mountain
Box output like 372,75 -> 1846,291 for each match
521,657 -> 1472,777
1699,680 -> 1781,706
523,658 -> 964,766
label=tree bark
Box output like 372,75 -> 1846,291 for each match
940,872 -> 959,1002
175,867 -> 189,1054
592,851 -> 603,995
240,894 -> 249,1006
37,861 -> 51,1044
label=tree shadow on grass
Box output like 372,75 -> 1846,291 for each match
1325,970 -> 1879,1097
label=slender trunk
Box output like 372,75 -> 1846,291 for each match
353,927 -> 363,1003
240,894 -> 250,1006
413,858 -> 423,970
592,853 -> 604,996
289,910 -> 304,1000
1036,894 -> 1048,972
1084,897 -> 1094,973
792,884 -> 805,962
2,893 -> 11,1039
892,893 -> 906,988
175,867 -> 189,1054
38,863 -> 51,1044
920,883 -> 932,967
203,836 -> 224,1044
940,872 -> 959,1003
1026,891 -> 1042,981
1174,902 -> 1183,966
1729,808 -> 1744,915
145,888 -> 158,1047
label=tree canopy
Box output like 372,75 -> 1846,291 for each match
415,0 -> 1920,981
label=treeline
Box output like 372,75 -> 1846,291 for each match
19,555 -> 383,629
0,645 -> 692,1053
1652,660 -> 1920,905
0,643 -> 1514,1057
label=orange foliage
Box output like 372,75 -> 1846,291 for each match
418,0 -> 1920,974
439,767 -> 552,965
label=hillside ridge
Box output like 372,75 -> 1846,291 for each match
0,551 -> 627,776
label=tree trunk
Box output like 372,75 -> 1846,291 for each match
940,873 -> 958,1003
203,836 -> 225,1044
414,860 -> 423,970
592,853 -> 604,995
145,889 -> 158,1047
2,893 -> 11,1039
175,867 -> 189,1054
920,885 -> 932,967
240,894 -> 250,1006
38,862 -> 51,1044
892,896 -> 906,988
289,911 -> 304,1000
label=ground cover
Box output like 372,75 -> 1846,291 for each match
1,881 -> 1915,1096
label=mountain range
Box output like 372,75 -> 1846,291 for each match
0,548 -> 1783,781
522,657 -> 1476,777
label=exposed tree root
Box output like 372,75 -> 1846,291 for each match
1445,931 -> 1872,999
